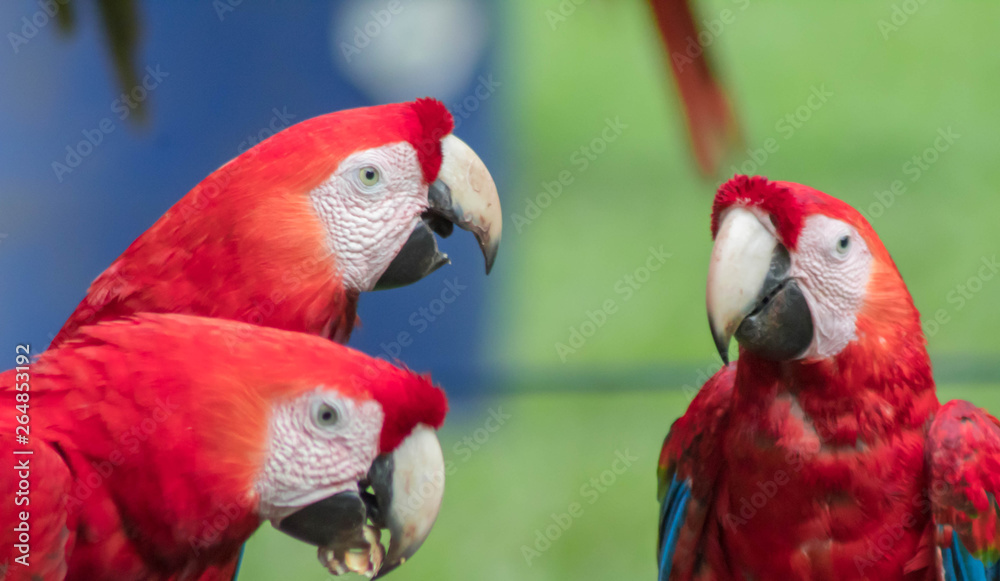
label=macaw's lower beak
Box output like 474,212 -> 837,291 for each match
706,207 -> 813,364
275,426 -> 445,578
374,134 -> 502,290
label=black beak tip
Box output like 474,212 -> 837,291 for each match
709,318 -> 730,365
716,344 -> 729,365
373,561 -> 402,579
484,251 -> 496,275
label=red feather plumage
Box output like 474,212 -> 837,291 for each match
658,176 -> 1000,580
1,314 -> 447,580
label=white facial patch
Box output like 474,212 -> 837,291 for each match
256,390 -> 384,520
309,142 -> 429,291
791,215 -> 873,360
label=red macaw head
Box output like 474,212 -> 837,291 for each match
43,314 -> 449,577
51,98 -> 503,347
705,175 -> 923,366
197,97 -> 501,292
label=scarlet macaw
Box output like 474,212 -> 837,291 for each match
51,97 -> 502,347
658,175 -> 1000,580
2,314 -> 448,580
43,97 -> 499,580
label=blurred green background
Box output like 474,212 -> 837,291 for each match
241,1 -> 1000,579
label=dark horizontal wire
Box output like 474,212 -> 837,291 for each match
430,353 -> 1000,395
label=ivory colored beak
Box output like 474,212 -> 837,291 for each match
274,426 -> 445,579
706,207 -> 780,364
370,425 -> 445,578
431,134 -> 502,274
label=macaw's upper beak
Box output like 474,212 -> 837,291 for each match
364,425 -> 445,578
706,207 -> 813,364
275,426 -> 445,578
374,134 -> 502,290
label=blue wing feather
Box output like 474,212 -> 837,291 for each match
655,364 -> 734,580
941,527 -> 1000,581
658,474 -> 692,581
231,542 -> 246,581
929,401 -> 1000,581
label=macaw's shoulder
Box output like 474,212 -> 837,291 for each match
658,363 -> 735,495
657,364 -> 734,581
50,242 -> 199,350
927,399 -> 1000,580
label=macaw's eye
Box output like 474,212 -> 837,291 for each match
359,166 -> 380,187
835,234 -> 851,256
313,403 -> 340,429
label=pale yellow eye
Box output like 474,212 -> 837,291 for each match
313,403 -> 340,429
359,166 -> 380,186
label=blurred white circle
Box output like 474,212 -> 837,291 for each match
331,0 -> 489,103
